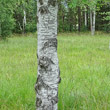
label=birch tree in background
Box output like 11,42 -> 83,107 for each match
88,0 -> 101,35
84,7 -> 87,27
35,0 -> 61,110
90,8 -> 96,36
23,9 -> 27,33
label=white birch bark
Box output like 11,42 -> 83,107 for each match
90,9 -> 96,36
35,0 -> 61,110
18,22 -> 23,31
84,7 -> 87,27
92,10 -> 96,36
23,10 -> 26,33
90,10 -> 93,35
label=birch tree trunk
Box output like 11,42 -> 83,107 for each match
92,10 -> 96,35
84,8 -> 87,27
35,0 -> 61,110
90,10 -> 93,34
90,9 -> 96,36
23,10 -> 26,33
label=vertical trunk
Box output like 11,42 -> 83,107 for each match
78,6 -> 81,32
87,6 -> 89,30
18,22 -> 23,32
35,0 -> 60,110
23,10 -> 26,33
92,10 -> 96,35
85,8 -> 87,27
90,9 -> 96,36
90,10 -> 93,34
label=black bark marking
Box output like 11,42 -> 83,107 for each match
42,38 -> 57,50
35,75 -> 51,92
35,75 -> 42,92
51,96 -> 58,104
39,0 -> 43,5
58,77 -> 61,84
42,105 -> 52,110
37,54 -> 38,59
37,16 -> 39,23
39,6 -> 49,14
39,56 -> 54,70
36,97 -> 42,107
58,68 -> 61,83
48,0 -> 57,7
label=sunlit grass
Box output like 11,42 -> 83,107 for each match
0,33 -> 110,110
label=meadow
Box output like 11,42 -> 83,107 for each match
0,32 -> 110,110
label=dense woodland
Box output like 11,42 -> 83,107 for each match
0,0 -> 110,39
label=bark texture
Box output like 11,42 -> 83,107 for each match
35,0 -> 60,110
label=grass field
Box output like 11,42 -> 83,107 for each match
0,32 -> 110,110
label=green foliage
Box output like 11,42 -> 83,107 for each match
0,0 -> 110,36
103,12 -> 110,32
96,2 -> 110,32
0,0 -> 15,39
103,24 -> 110,33
25,21 -> 37,32
0,17 -> 15,39
13,0 -> 37,33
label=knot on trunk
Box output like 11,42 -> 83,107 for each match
39,6 -> 49,14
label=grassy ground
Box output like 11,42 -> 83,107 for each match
0,32 -> 110,110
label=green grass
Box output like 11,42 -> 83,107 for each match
0,32 -> 110,110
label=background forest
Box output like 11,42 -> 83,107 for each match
0,0 -> 110,39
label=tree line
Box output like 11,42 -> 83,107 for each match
0,0 -> 110,39
58,0 -> 110,35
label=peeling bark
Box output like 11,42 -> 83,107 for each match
35,0 -> 60,110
